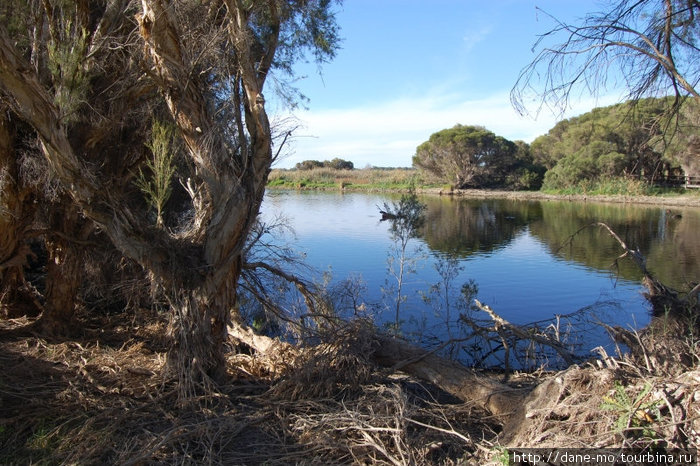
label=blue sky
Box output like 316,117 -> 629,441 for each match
270,0 -> 624,168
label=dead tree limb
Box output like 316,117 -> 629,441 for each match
371,333 -> 527,417
567,222 -> 691,316
474,300 -> 577,366
243,261 -> 318,317
228,321 -> 527,418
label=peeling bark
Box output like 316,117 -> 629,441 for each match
35,203 -> 93,335
0,0 -> 319,394
39,234 -> 81,334
0,109 -> 40,318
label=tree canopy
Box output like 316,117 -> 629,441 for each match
412,125 -> 544,190
531,97 -> 696,189
295,157 -> 354,170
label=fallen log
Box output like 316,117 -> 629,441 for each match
228,322 -> 527,419
370,332 -> 527,417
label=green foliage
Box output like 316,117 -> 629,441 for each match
325,157 -> 354,170
413,125 -> 543,190
295,160 -> 325,170
135,121 -> 177,227
533,97 -> 692,191
601,381 -> 661,439
493,446 -> 511,466
46,19 -> 89,122
541,177 -> 657,196
658,98 -> 700,180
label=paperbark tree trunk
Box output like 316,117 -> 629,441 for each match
39,233 -> 81,335
0,109 -> 40,318
137,0 -> 274,386
34,203 -> 93,335
0,1 -> 277,389
165,256 -> 242,389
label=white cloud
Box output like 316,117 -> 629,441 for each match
462,24 -> 493,52
273,92 -> 621,169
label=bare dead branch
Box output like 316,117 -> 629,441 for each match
474,300 -> 577,366
243,260 -> 318,316
512,0 -> 700,120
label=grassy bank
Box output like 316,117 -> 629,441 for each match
268,167 -> 444,190
268,168 -> 700,207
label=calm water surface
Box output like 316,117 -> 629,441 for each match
261,190 -> 699,365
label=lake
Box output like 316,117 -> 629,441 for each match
259,190 -> 699,368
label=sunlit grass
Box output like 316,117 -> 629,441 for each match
267,167 -> 442,190
541,177 -> 698,197
269,169 -> 700,198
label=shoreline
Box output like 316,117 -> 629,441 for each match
267,185 -> 700,208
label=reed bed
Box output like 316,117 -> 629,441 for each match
268,167 -> 443,190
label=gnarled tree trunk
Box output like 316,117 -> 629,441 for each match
35,203 -> 93,335
0,0 -> 338,398
0,108 -> 40,319
165,256 -> 242,389
39,234 -> 81,335
0,1 -> 276,391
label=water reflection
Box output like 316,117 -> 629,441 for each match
421,198 -> 543,257
261,190 -> 699,366
421,197 -> 699,292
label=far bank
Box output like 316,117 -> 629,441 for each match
267,168 -> 700,208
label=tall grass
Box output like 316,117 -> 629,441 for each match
267,167 -> 441,190
541,177 -> 693,196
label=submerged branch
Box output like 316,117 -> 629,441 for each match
563,222 -> 691,316
474,300 -> 578,366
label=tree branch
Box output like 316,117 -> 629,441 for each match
473,300 -> 577,366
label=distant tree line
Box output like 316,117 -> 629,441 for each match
413,97 -> 699,191
295,157 -> 354,170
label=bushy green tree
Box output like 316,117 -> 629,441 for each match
413,125 -> 542,189
532,98 -> 687,189
295,160 -> 325,170
326,157 -> 354,170
295,157 -> 353,170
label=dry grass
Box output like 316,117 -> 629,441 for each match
1,303 -> 699,464
497,361 -> 700,462
497,303 -> 700,458
0,311 -> 497,465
